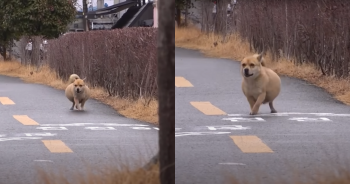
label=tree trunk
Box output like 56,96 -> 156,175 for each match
1,45 -> 7,61
176,6 -> 181,27
30,36 -> 41,66
184,0 -> 188,26
158,0 -> 175,183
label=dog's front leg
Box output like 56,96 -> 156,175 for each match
74,98 -> 80,110
250,92 -> 266,115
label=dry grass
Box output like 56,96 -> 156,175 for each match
0,60 -> 158,125
36,163 -> 159,184
175,25 -> 350,105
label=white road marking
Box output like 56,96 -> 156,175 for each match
40,123 -> 148,127
175,132 -> 231,137
23,133 -> 57,137
0,137 -> 43,141
85,127 -> 116,130
207,125 -> 250,131
36,127 -> 68,130
228,112 -> 350,117
131,127 -> 152,130
218,163 -> 246,166
34,160 -> 54,163
222,117 -> 265,122
154,127 -> 159,130
288,117 -> 331,122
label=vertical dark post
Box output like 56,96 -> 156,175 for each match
83,0 -> 88,31
158,0 -> 175,183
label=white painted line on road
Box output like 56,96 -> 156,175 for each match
175,132 -> 231,137
34,160 -> 54,163
131,127 -> 152,130
37,127 -> 68,131
227,112 -> 350,117
22,133 -> 57,137
207,125 -> 251,130
288,117 -> 331,122
85,127 -> 116,130
218,163 -> 246,166
39,123 -> 149,127
222,117 -> 265,122
0,137 -> 43,142
154,127 -> 159,130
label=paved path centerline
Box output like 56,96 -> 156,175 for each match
230,135 -> 273,153
0,97 -> 15,105
190,101 -> 226,115
42,140 -> 73,153
13,115 -> 40,125
175,76 -> 194,87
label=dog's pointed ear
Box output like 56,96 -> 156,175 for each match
257,53 -> 263,62
82,77 -> 86,81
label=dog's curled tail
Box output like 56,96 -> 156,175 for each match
68,74 -> 80,84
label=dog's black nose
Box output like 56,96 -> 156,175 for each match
244,68 -> 249,74
77,88 -> 80,93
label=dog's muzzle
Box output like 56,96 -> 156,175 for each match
76,88 -> 80,93
244,68 -> 253,77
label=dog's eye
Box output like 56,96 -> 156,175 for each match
74,85 -> 77,87
79,85 -> 82,87
250,64 -> 255,67
242,64 -> 246,67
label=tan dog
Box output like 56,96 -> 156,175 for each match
241,52 -> 281,115
65,78 -> 90,110
68,74 -> 80,84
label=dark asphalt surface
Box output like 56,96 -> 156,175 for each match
0,75 -> 158,184
175,47 -> 350,184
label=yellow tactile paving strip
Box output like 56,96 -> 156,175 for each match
190,101 -> 227,115
13,115 -> 40,125
42,140 -> 73,153
0,97 -> 15,105
230,135 -> 273,153
175,76 -> 193,87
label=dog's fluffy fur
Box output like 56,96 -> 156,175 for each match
65,78 -> 90,110
241,53 -> 281,115
68,74 -> 80,84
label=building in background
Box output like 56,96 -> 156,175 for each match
153,0 -> 158,27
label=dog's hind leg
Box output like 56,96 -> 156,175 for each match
269,101 -> 277,113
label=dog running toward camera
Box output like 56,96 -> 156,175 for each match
65,77 -> 90,111
240,52 -> 281,115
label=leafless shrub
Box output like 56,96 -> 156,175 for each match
202,0 -> 350,78
46,28 -> 157,100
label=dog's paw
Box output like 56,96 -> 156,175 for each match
249,112 -> 257,115
271,110 -> 277,113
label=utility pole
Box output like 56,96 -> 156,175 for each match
83,0 -> 88,31
158,0 -> 175,183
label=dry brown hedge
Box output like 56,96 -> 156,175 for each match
46,27 -> 158,100
232,0 -> 350,78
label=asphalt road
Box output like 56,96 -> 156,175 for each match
175,47 -> 350,184
0,75 -> 158,184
